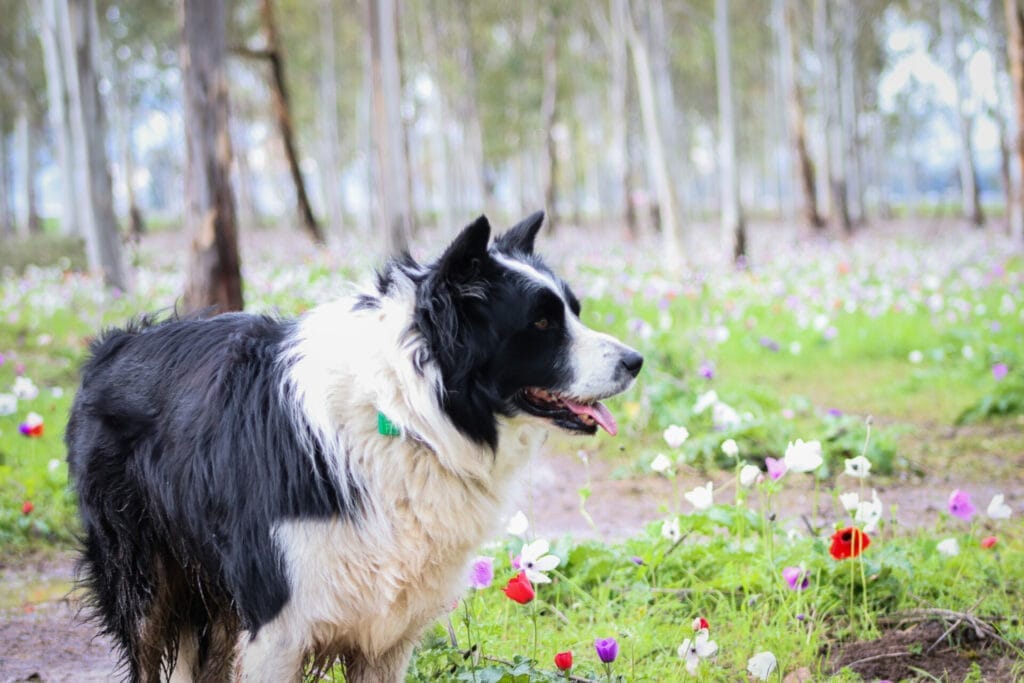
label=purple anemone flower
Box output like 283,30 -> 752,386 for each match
594,637 -> 618,663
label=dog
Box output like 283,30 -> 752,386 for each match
66,212 -> 642,682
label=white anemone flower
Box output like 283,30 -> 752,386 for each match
12,376 -> 39,401
721,439 -> 739,458
0,393 -> 16,417
937,537 -> 960,557
684,482 -> 714,511
712,402 -> 741,430
843,455 -> 872,479
854,490 -> 883,533
505,510 -> 529,537
783,439 -> 823,473
518,539 -> 560,584
661,516 -> 681,543
677,630 -> 718,675
746,651 -> 778,680
987,494 -> 1013,520
739,464 -> 761,488
839,492 -> 860,512
693,390 -> 719,414
650,453 -> 672,474
663,425 -> 690,449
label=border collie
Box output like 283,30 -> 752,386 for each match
66,212 -> 642,682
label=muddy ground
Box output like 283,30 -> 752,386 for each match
2,445 -> 1021,682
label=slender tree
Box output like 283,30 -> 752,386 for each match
317,0 -> 347,237
540,3 -> 560,232
0,128 -> 11,236
714,0 -> 746,262
182,0 -> 243,313
1007,0 -> 1024,241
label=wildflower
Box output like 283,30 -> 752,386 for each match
593,637 -> 618,663
693,390 -> 718,414
502,572 -> 534,604
554,651 -> 573,672
677,630 -> 718,674
506,510 -> 529,536
981,536 -> 998,549
684,482 -> 713,511
746,651 -> 778,680
468,556 -> 494,589
854,490 -> 883,533
47,459 -> 61,473
839,492 -> 860,512
692,616 -> 710,632
937,538 -> 960,557
765,456 -> 787,480
739,464 -> 761,487
19,412 -> 44,437
650,453 -> 672,474
784,439 -> 823,473
518,539 -> 560,584
782,566 -> 809,591
699,360 -> 715,380
721,439 -> 739,458
661,517 -> 681,543
663,425 -> 690,449
986,494 -> 1012,520
908,350 -> 923,364
12,377 -> 39,401
843,455 -> 871,479
948,490 -> 976,521
21,500 -> 34,515
992,362 -> 1009,381
0,393 -> 16,416
629,556 -> 645,566
712,402 -> 741,430
829,527 -> 871,560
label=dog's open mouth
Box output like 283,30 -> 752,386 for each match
517,388 -> 618,436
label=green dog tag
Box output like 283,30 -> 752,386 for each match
377,412 -> 401,437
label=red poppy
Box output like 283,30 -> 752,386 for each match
21,500 -> 33,515
981,536 -> 998,549
554,650 -> 573,671
829,527 -> 870,560
503,571 -> 535,604
692,616 -> 710,631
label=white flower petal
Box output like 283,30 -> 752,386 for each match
651,453 -> 672,473
747,651 -> 778,680
684,482 -> 714,511
663,425 -> 690,449
784,439 -> 823,473
506,511 -> 529,536
533,554 -> 560,572
839,492 -> 860,512
844,455 -> 872,479
739,464 -> 760,488
0,393 -> 16,416
721,438 -> 739,458
520,539 -> 550,563
987,494 -> 1013,520
524,568 -> 552,584
937,537 -> 960,557
661,517 -> 681,541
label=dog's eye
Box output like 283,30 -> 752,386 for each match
533,318 -> 549,330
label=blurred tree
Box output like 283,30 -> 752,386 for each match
540,2 -> 560,232
50,0 -> 126,289
1007,0 -> 1024,241
714,0 -> 746,262
182,0 -> 243,313
0,123 -> 11,236
316,0 -> 346,237
986,0 -> 1015,234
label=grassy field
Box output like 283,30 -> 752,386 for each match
1,222 -> 1022,681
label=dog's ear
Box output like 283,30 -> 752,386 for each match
495,210 -> 544,255
437,215 -> 491,284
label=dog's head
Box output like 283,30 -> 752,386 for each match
415,212 -> 642,449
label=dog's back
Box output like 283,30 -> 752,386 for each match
66,314 -> 362,680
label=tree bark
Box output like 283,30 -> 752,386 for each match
942,2 -> 984,227
780,0 -> 824,230
57,0 -> 127,289
366,0 -> 412,255
256,0 -> 325,244
1007,0 -> 1024,241
37,0 -> 79,236
182,0 -> 243,313
14,112 -> 41,235
454,0 -> 486,212
626,1 -> 681,266
714,0 -> 746,263
541,4 -> 560,232
816,0 -> 851,233
0,129 -> 12,236
317,0 -> 346,237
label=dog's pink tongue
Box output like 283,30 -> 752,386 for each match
565,400 -> 618,436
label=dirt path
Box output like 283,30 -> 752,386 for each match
2,447 -> 1020,681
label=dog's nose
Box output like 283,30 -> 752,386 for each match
620,349 -> 644,377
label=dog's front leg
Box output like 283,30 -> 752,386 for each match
235,625 -> 305,683
344,641 -> 415,683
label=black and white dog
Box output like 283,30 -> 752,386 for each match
66,212 -> 642,682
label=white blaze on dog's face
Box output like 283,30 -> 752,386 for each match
417,212 -> 642,445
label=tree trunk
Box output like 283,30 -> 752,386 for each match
0,129 -> 12,236
609,0 -> 631,232
942,2 -> 984,227
182,0 -> 243,313
112,58 -> 145,239
626,1 -> 681,266
37,0 -> 79,236
839,0 -> 862,226
455,0 -> 486,212
780,0 -> 824,230
366,0 -> 412,255
541,4 -> 560,232
317,0 -> 347,237
714,0 -> 746,263
422,0 -> 456,232
255,0 -> 325,244
57,0 -> 127,289
15,112 -> 41,235
1007,0 -> 1024,241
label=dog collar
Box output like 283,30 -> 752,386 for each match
377,411 -> 401,437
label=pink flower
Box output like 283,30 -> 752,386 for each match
782,566 -> 809,590
992,363 -> 1009,381
468,556 -> 494,589
948,489 -> 976,522
765,457 -> 787,480
981,536 -> 997,549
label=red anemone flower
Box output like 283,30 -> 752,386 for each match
554,650 -> 573,671
981,536 -> 998,549
829,527 -> 871,560
503,571 -> 535,604
21,500 -> 34,515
